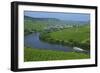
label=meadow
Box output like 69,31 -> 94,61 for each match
40,25 -> 90,50
24,47 -> 90,61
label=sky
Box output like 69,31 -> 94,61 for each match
24,11 -> 90,22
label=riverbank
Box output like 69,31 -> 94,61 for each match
24,32 -> 75,52
24,47 -> 90,62
39,26 -> 90,50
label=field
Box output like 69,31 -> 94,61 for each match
49,26 -> 90,42
24,47 -> 90,61
40,25 -> 90,50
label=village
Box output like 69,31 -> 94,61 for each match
44,24 -> 81,32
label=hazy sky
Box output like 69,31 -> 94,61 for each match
24,11 -> 90,21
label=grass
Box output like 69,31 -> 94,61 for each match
40,26 -> 90,50
48,26 -> 90,42
24,47 -> 90,62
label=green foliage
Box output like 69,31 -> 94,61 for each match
49,26 -> 90,42
24,47 -> 90,62
24,20 -> 47,35
39,26 -> 90,50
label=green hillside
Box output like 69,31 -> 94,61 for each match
24,47 -> 90,61
40,25 -> 90,50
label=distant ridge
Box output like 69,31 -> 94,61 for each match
24,15 -> 90,25
24,16 -> 60,21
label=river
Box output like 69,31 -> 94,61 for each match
24,32 -> 88,53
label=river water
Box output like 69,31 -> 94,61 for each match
24,32 -> 76,52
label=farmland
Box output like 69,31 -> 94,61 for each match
40,25 -> 90,50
